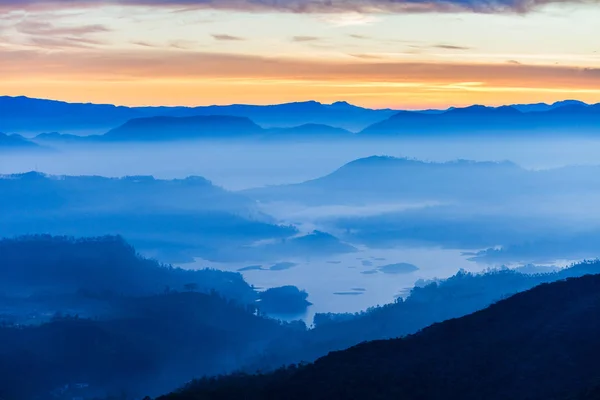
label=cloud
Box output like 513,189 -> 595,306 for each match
16,20 -> 110,36
130,40 -> 199,49
211,34 -> 244,41
27,36 -> 107,49
319,12 -> 378,26
292,36 -> 321,42
169,39 -> 198,49
9,19 -> 109,49
3,48 -> 600,94
5,49 -> 600,107
0,0 -> 598,14
349,53 -> 384,59
132,41 -> 156,47
407,43 -> 472,51
582,67 -> 600,76
433,44 -> 472,50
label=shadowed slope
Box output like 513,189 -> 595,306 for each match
161,270 -> 600,400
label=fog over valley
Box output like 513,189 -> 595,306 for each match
4,128 -> 600,319
4,0 -> 600,396
6,137 -> 600,190
3,96 -> 600,399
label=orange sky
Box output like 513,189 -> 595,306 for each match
1,2 -> 600,108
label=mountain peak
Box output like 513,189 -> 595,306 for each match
282,100 -> 322,107
551,99 -> 588,108
0,132 -> 41,149
445,104 -> 520,115
329,101 -> 357,109
104,114 -> 264,141
343,156 -> 421,168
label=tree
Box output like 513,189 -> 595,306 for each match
184,283 -> 199,292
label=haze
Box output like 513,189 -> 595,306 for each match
3,0 -> 600,398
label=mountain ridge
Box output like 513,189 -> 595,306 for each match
0,132 -> 43,150
104,115 -> 264,141
240,156 -> 527,205
360,102 -> 600,136
3,95 -> 599,137
159,271 -> 600,400
0,96 -> 397,133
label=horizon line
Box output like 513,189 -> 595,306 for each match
1,94 -> 595,112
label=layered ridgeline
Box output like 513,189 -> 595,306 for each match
0,132 -> 44,150
3,96 -> 600,141
0,235 -> 256,302
242,156 -> 600,263
2,234 -> 600,400
262,124 -> 354,141
0,172 -> 360,263
0,172 -> 296,263
0,235 -> 307,400
242,156 -> 529,205
239,260 -> 600,372
360,102 -> 600,136
34,117 -> 357,143
242,155 -> 600,205
0,96 -> 395,134
102,117 -> 355,142
161,266 -> 600,400
103,115 -> 264,141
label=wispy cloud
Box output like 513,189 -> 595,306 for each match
349,53 -> 384,59
169,39 -> 198,49
3,48 -> 600,92
11,19 -> 110,49
26,36 -> 102,49
349,34 -> 370,40
132,41 -> 156,47
5,49 -> 600,107
433,44 -> 472,50
130,40 -> 199,49
407,43 -> 472,51
16,20 -> 110,36
0,0 -> 597,14
319,12 -> 378,26
292,36 -> 321,42
212,34 -> 244,41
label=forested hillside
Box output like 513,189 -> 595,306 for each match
161,272 -> 600,400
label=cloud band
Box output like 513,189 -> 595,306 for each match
1,0 -> 598,14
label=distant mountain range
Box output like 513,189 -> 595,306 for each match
0,96 -> 396,134
511,99 -> 589,112
132,100 -> 397,132
264,123 -> 353,140
2,95 -> 599,142
0,96 -> 140,135
0,171 -> 256,215
32,117 -> 356,143
0,172 -> 297,262
0,172 -> 356,262
360,103 -> 600,136
239,155 -> 600,264
0,132 -> 43,150
240,156 -> 561,205
104,115 -> 264,141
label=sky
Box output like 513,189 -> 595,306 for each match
1,0 -> 600,109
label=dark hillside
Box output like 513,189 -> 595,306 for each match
162,272 -> 600,400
